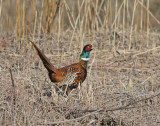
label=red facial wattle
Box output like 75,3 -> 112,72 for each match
86,46 -> 92,51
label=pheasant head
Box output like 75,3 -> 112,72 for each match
80,44 -> 93,62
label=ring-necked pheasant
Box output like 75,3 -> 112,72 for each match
29,40 -> 93,95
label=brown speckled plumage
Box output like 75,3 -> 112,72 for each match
30,41 -> 92,95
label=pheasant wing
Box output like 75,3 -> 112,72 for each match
57,71 -> 82,95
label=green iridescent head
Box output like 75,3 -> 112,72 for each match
80,44 -> 93,61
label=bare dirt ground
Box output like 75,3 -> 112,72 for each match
0,30 -> 160,126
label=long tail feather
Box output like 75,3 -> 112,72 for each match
29,40 -> 56,73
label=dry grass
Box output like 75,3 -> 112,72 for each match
0,29 -> 160,125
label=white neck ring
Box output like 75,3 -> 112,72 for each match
81,57 -> 89,61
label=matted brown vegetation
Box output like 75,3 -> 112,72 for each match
0,30 -> 160,125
